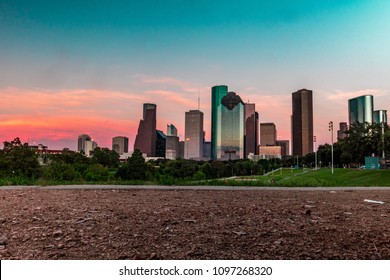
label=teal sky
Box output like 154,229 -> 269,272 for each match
1,0 -> 389,149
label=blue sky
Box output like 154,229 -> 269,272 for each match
0,0 -> 389,149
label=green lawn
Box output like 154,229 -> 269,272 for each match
199,168 -> 390,187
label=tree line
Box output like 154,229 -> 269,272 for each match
0,123 -> 388,184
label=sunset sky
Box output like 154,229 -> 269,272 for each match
1,0 -> 389,150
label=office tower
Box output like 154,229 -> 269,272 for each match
185,110 -> 204,159
167,124 -> 178,136
77,134 -> 91,154
84,140 -> 98,157
155,130 -> 166,158
211,85 -> 245,160
179,141 -> 185,159
260,123 -> 277,146
348,95 -> 373,125
337,122 -> 348,140
374,110 -> 388,124
292,89 -> 313,157
112,136 -> 129,155
276,140 -> 290,156
165,124 -> 179,160
203,141 -> 211,160
244,103 -> 258,157
134,103 -> 157,156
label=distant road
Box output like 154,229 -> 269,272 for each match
1,185 -> 390,191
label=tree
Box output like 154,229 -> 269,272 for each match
84,164 -> 109,182
91,147 -> 120,168
116,149 -> 147,180
0,137 -> 41,178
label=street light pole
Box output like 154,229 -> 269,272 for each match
329,121 -> 334,174
382,122 -> 386,159
314,136 -> 317,170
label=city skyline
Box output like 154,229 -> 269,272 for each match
1,1 -> 390,150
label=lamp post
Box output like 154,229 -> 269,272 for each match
329,121 -> 334,174
382,122 -> 386,159
314,136 -> 317,170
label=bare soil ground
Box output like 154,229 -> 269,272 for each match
1,188 -> 390,260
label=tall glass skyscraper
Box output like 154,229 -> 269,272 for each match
211,85 -> 245,160
348,95 -> 374,125
374,110 -> 388,124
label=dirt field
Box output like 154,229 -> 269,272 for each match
1,187 -> 390,259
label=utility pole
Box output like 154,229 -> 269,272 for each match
329,121 -> 334,174
314,136 -> 317,170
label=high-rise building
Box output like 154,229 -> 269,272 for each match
374,110 -> 388,124
276,140 -> 290,156
166,124 -> 179,160
134,103 -> 157,156
155,130 -> 166,158
260,123 -> 277,146
348,95 -> 373,125
291,89 -> 313,157
337,122 -> 348,140
211,86 -> 245,160
203,141 -> 211,160
167,124 -> 178,136
84,140 -> 98,157
112,136 -> 129,155
244,103 -> 258,157
77,134 -> 91,154
185,110 -> 204,159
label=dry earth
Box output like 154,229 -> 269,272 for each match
1,187 -> 390,260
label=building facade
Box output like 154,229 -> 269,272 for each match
275,140 -> 290,157
337,122 -> 348,140
167,124 -> 178,136
134,103 -> 157,156
155,130 -> 166,158
211,85 -> 245,160
260,123 -> 277,146
166,124 -> 179,160
84,140 -> 98,157
244,103 -> 258,158
291,89 -> 313,157
185,110 -> 204,159
348,95 -> 374,125
112,136 -> 129,155
77,134 -> 91,154
374,110 -> 388,124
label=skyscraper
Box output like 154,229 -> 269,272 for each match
167,124 -> 178,136
244,103 -> 258,157
185,110 -> 204,159
211,85 -> 245,160
260,123 -> 277,146
134,103 -> 157,156
77,134 -> 91,154
112,136 -> 129,155
84,140 -> 98,157
374,110 -> 388,124
166,124 -> 179,160
348,95 -> 374,125
155,130 -> 166,158
337,122 -> 348,140
291,89 -> 313,157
